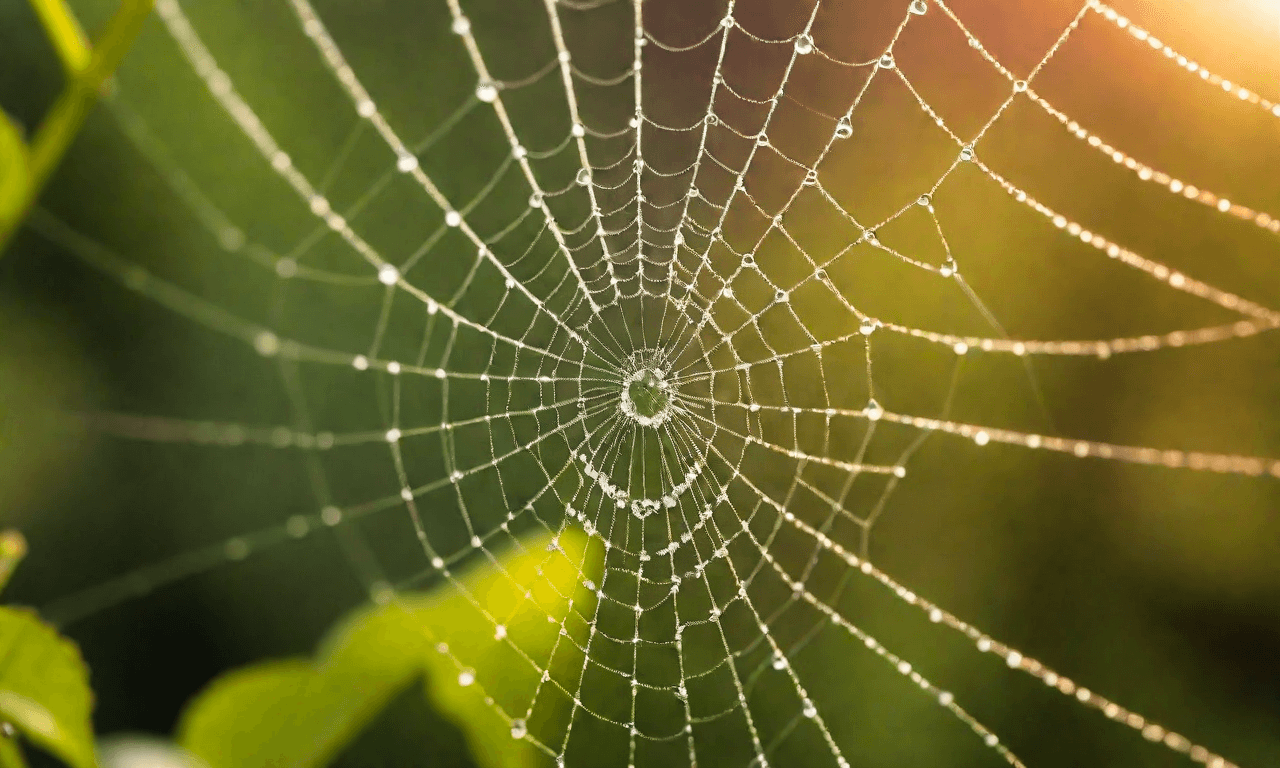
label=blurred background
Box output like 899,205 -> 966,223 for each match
1,0 -> 1279,766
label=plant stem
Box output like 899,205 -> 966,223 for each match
0,0 -> 155,250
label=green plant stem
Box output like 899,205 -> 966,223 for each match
26,0 -> 91,74
0,0 -> 154,250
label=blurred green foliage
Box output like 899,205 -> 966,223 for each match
0,533 -> 96,768
179,528 -> 600,768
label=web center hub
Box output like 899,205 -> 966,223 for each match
620,367 -> 672,427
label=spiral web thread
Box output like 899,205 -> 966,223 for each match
28,0 -> 1280,766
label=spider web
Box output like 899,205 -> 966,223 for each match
16,0 -> 1280,766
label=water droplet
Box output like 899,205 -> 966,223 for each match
576,168 -> 591,186
510,719 -> 527,739
451,16 -> 471,35
476,81 -> 498,103
1013,79 -> 1028,93
772,653 -> 787,670
865,399 -> 884,421
909,0 -> 928,15
529,192 -> 543,208
457,669 -> 475,686
917,193 -> 932,208
940,256 -> 957,277
802,699 -> 817,718
878,53 -> 895,69
834,116 -> 853,139
802,170 -> 818,186
254,331 -> 279,357
794,34 -> 814,55
959,145 -> 975,162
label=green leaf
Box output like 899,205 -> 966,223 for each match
179,528 -> 601,768
0,112 -> 30,237
0,607 -> 97,768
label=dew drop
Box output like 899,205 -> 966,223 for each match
794,34 -> 814,55
476,81 -> 498,103
959,145 -> 975,162
772,653 -> 786,670
510,719 -> 527,739
1013,79 -> 1028,93
833,116 -> 853,139
576,168 -> 591,186
457,669 -> 475,687
802,699 -> 817,718
878,53 -> 895,69
396,154 -> 418,173
909,0 -> 928,15
254,331 -> 279,357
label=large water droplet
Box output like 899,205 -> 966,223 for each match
510,719 -> 527,739
834,116 -> 853,139
576,168 -> 591,186
794,34 -> 814,55
476,81 -> 498,103
909,0 -> 928,15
